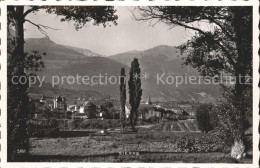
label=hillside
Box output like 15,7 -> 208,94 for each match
28,83 -> 105,104
25,37 -> 101,58
25,38 -> 220,102
25,37 -> 128,97
109,45 -> 181,66
109,45 -> 220,102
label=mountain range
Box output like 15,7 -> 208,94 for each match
25,37 -> 220,103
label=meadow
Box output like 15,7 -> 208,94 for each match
28,129 -> 246,163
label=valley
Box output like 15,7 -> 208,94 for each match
25,37 -> 220,103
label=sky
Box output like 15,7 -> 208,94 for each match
24,7 -> 194,56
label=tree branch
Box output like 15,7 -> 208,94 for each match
134,7 -> 236,68
210,19 -> 235,41
170,21 -> 236,68
23,6 -> 43,18
24,19 -> 60,37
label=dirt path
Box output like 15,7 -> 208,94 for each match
136,125 -> 155,128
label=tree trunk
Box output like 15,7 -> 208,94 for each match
229,7 -> 252,159
120,106 -> 125,132
8,6 -> 29,161
231,140 -> 246,160
130,109 -> 137,132
120,108 -> 126,132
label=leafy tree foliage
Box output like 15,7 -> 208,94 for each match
45,6 -> 118,30
85,102 -> 97,119
128,58 -> 142,132
7,6 -> 118,161
100,101 -> 114,119
195,103 -> 213,133
119,68 -> 126,132
24,51 -> 45,75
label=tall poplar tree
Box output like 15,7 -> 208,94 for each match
119,68 -> 126,132
128,58 -> 142,132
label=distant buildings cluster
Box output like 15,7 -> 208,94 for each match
30,95 -> 100,120
138,96 -> 194,120
29,95 -> 195,121
29,95 -> 68,119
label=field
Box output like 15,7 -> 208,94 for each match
28,129 -> 248,163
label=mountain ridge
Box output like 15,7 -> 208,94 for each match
25,37 -> 102,57
25,37 -> 220,103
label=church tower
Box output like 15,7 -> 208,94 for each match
146,96 -> 152,105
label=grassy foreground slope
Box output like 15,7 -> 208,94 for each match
29,130 -> 240,163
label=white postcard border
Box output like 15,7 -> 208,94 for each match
0,0 -> 259,167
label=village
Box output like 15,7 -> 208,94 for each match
28,94 -> 196,132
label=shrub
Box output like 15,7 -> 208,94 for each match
195,103 -> 213,133
175,133 -> 228,153
117,130 -> 228,153
146,116 -> 160,123
208,108 -> 220,130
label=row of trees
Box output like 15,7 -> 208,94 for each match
120,58 -> 142,132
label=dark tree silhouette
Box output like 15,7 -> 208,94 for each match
128,58 -> 142,132
196,103 -> 213,133
119,68 -> 126,132
85,102 -> 97,119
7,6 -> 118,161
100,101 -> 114,119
